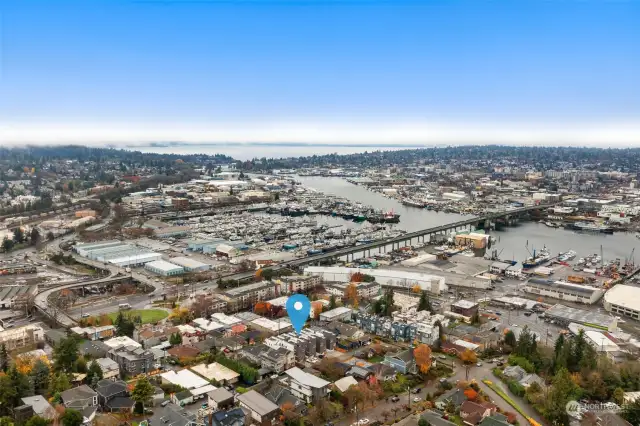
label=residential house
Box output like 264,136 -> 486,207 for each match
435,388 -> 467,411
283,367 -> 331,403
108,345 -> 155,375
519,373 -> 546,389
60,385 -> 98,424
479,414 -> 512,426
502,366 -> 527,381
168,345 -> 202,360
236,390 -> 280,426
21,396 -> 56,421
383,349 -> 416,374
334,376 -> 359,393
172,390 -> 194,406
79,341 -> 110,359
96,380 -> 134,413
147,403 -> 196,426
366,363 -> 397,382
93,358 -> 120,380
260,347 -> 295,374
207,388 -> 235,410
460,401 -> 496,426
210,407 -> 248,426
421,411 -> 458,426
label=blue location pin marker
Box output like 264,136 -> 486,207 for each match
286,294 -> 311,335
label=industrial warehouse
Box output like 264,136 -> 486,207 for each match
73,240 -> 162,267
523,278 -> 605,304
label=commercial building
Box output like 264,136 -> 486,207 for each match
153,225 -> 190,238
326,281 -> 381,299
451,300 -> 479,317
604,285 -> 640,320
304,266 -> 447,295
544,304 -> 617,330
218,281 -> 280,312
74,241 -> 162,267
169,256 -> 211,272
0,324 -> 44,351
524,278 -> 604,304
145,260 -> 185,276
319,307 -> 353,322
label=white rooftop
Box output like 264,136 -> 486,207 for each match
191,362 -> 240,382
285,367 -> 330,388
103,336 -> 141,349
160,369 -> 209,390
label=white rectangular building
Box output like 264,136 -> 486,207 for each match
169,256 -> 211,272
304,266 -> 447,295
145,260 -> 185,276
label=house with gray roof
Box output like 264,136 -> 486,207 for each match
236,390 -> 279,426
21,396 -> 55,420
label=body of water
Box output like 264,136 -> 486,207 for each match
296,176 -> 640,265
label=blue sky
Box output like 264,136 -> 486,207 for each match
0,0 -> 639,145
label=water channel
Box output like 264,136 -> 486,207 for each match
296,176 -> 640,265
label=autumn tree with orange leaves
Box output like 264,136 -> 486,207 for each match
344,282 -> 359,307
459,349 -> 477,380
254,301 -> 272,316
414,344 -> 432,374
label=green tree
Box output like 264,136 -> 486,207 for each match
504,330 -> 517,348
31,359 -> 51,394
30,228 -> 40,246
417,291 -> 432,313
169,332 -> 183,345
53,336 -> 79,372
0,344 -> 7,372
87,361 -> 104,387
1,237 -> 13,252
0,417 -> 14,426
621,397 -> 640,425
48,372 -> 72,395
25,416 -> 50,426
613,387 -> 625,405
131,376 -> 155,412
60,409 -> 83,426
0,375 -> 17,416
545,368 -> 577,425
12,227 -> 25,244
329,295 -> 337,310
75,357 -> 87,373
9,367 -> 34,400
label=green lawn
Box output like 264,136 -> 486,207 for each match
107,309 -> 168,324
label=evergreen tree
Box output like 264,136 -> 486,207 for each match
87,361 -> 104,386
53,336 -> 79,372
417,291 -> 432,312
31,359 -> 51,394
131,376 -> 155,412
60,409 -> 83,426
0,344 -> 7,372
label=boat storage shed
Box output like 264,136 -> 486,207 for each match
145,260 -> 185,276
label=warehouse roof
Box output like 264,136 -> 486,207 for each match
170,256 -> 210,269
145,260 -> 184,273
604,285 -> 640,310
527,278 -> 601,296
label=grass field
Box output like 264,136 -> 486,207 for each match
107,309 -> 168,324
